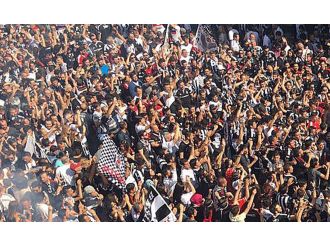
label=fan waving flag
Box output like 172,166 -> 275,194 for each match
143,182 -> 176,222
97,135 -> 126,190
195,24 -> 218,52
162,24 -> 170,49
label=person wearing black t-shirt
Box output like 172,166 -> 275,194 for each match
150,124 -> 163,157
178,131 -> 193,161
175,80 -> 192,109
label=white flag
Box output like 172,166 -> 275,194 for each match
24,131 -> 36,156
162,24 -> 170,49
143,183 -> 176,222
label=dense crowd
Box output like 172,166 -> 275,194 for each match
0,24 -> 330,222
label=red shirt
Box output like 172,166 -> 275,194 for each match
308,120 -> 320,130
225,168 -> 235,192
229,197 -> 247,210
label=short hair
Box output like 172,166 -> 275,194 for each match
230,205 -> 240,216
72,148 -> 82,157
304,140 -> 313,149
78,214 -> 88,222
186,206 -> 196,217
283,164 -> 292,173
34,192 -> 46,204
126,183 -> 135,192
39,171 -> 48,177
296,188 -> 305,199
310,158 -> 318,168
63,185 -> 76,193
23,151 -> 31,157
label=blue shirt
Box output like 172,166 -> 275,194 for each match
100,64 -> 110,76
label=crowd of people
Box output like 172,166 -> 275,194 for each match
0,24 -> 330,222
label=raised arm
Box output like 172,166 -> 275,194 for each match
74,179 -> 83,201
319,162 -> 330,181
243,188 -> 257,215
173,123 -> 182,144
233,181 -> 243,205
215,138 -> 226,169
186,176 -> 196,194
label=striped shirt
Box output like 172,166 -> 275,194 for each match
276,193 -> 293,213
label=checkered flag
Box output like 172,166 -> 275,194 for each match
97,135 -> 126,190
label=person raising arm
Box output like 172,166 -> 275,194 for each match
229,186 -> 257,222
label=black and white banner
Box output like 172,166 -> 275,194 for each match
143,183 -> 176,222
195,24 -> 218,52
97,135 -> 126,190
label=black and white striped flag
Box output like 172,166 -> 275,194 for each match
143,182 -> 176,222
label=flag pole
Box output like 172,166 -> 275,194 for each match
163,24 -> 170,48
193,24 -> 200,48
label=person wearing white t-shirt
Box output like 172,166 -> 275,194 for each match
133,28 -> 144,46
0,185 -> 16,213
163,166 -> 178,196
180,160 -> 196,183
162,126 -> 180,155
21,152 -> 36,173
231,33 -> 241,53
229,187 -> 257,222
180,49 -> 191,63
281,37 -> 291,55
228,27 -> 239,41
56,164 -> 75,186
135,114 -> 151,134
161,83 -> 175,108
41,118 -> 58,146
125,168 -> 138,189
181,36 -> 192,55
35,192 -> 54,222
180,176 -> 196,206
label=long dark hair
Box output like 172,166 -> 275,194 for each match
172,182 -> 184,204
7,201 -> 20,222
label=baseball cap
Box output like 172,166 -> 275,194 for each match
190,193 -> 203,207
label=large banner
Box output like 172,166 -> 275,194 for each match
195,24 -> 218,52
